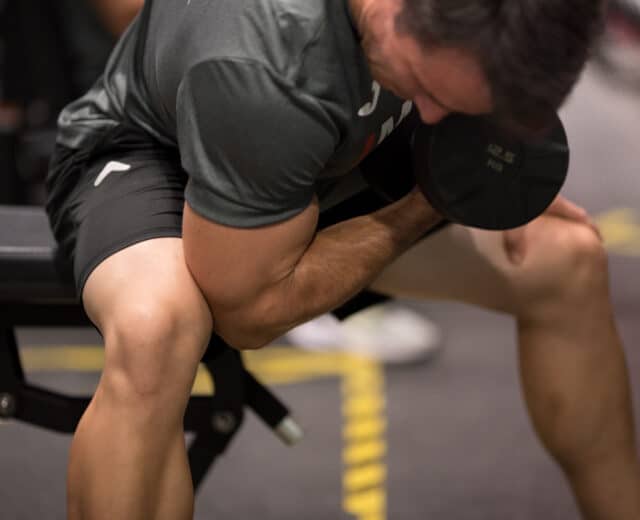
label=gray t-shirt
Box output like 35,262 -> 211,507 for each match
57,0 -> 414,226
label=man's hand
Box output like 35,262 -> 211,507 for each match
503,195 -> 602,265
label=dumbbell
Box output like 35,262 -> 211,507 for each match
412,113 -> 570,230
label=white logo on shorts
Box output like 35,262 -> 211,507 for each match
94,161 -> 131,187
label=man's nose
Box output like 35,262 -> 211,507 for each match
414,95 -> 449,124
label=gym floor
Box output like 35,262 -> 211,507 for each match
2,65 -> 640,520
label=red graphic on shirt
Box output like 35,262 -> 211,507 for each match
356,132 -> 377,164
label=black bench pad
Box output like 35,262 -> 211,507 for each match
0,203 -> 388,318
0,205 -> 75,302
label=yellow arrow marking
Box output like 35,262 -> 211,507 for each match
342,358 -> 387,520
343,487 -> 386,517
595,208 -> 640,257
344,418 -> 386,441
343,394 -> 386,417
344,463 -> 387,491
344,440 -> 387,465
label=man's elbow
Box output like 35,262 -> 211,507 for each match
211,310 -> 276,351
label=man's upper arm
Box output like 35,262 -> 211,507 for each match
176,59 -> 335,321
182,198 -> 319,316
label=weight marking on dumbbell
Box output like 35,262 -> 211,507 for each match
487,158 -> 506,173
487,144 -> 517,164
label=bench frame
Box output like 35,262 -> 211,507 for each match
0,299 -> 296,490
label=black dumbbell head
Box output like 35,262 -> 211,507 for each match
413,114 -> 570,230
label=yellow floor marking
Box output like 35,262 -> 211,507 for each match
342,357 -> 387,520
595,208 -> 640,257
19,346 -> 104,371
344,440 -> 387,465
19,346 -> 370,392
344,463 -> 386,489
344,418 -> 386,441
343,487 -> 386,518
343,394 -> 386,417
19,344 -> 388,519
19,346 -> 216,394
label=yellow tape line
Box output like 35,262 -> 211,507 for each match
341,357 -> 387,520
343,487 -> 386,519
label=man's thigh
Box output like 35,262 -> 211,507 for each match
369,215 -> 600,314
81,236 -> 212,347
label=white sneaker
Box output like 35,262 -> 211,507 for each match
284,303 -> 442,365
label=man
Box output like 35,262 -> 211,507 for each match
45,0 -> 640,519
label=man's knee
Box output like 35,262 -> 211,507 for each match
552,220 -> 606,282
517,219 -> 608,306
99,297 -> 212,406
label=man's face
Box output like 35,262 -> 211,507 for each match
359,1 -> 494,124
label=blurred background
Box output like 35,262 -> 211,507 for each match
1,1 -> 639,519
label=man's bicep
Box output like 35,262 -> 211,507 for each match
182,199 -> 319,313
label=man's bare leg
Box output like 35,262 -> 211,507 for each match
67,238 -> 213,520
371,217 -> 640,519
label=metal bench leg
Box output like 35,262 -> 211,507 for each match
186,344 -> 245,490
0,325 -> 301,491
0,325 -> 90,431
0,327 -> 22,419
185,340 -> 304,490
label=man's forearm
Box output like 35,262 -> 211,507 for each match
215,190 -> 440,349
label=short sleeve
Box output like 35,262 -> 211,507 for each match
177,58 -> 338,227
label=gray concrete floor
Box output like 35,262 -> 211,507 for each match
1,65 -> 640,519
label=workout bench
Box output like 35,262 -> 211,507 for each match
0,205 -> 303,490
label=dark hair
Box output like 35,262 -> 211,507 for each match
395,0 -> 606,131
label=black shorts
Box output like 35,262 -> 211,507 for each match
46,124 -> 187,293
45,120 -> 438,316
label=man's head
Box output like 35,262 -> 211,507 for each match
353,0 -> 605,129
